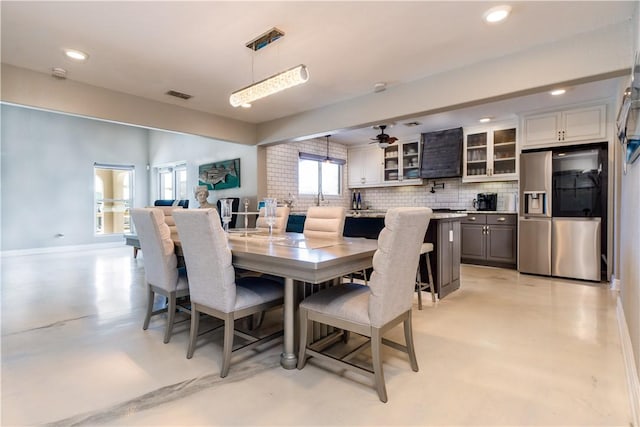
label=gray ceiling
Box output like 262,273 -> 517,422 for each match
1,1 -> 635,145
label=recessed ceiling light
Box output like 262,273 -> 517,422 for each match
483,5 -> 511,23
64,48 -> 89,61
550,89 -> 566,96
479,117 -> 492,123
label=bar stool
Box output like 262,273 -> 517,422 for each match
416,242 -> 436,309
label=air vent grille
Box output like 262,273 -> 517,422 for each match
166,90 -> 192,100
404,121 -> 421,127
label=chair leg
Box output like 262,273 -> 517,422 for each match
362,269 -> 368,285
371,328 -> 388,403
186,305 -> 200,359
220,314 -> 235,378
403,314 -> 419,372
416,257 -> 424,310
425,253 -> 436,303
163,291 -> 177,344
297,308 -> 310,369
143,285 -> 154,330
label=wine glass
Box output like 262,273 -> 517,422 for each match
220,198 -> 233,233
263,198 -> 277,239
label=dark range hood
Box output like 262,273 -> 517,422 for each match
419,127 -> 463,179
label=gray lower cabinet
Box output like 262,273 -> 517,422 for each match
461,213 -> 517,268
421,217 -> 462,299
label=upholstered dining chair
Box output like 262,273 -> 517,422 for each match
303,206 -> 346,239
256,206 -> 290,234
172,208 -> 284,378
297,207 -> 432,402
131,208 -> 190,344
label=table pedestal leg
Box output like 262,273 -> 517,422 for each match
280,277 -> 298,369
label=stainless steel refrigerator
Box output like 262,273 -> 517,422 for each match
518,144 -> 606,281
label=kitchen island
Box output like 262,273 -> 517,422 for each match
286,209 -> 466,299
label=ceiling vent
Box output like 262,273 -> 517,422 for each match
246,27 -> 285,51
51,67 -> 67,79
403,121 -> 421,127
166,90 -> 192,100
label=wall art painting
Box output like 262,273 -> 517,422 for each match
198,158 -> 241,190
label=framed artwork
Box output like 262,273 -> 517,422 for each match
198,158 -> 241,190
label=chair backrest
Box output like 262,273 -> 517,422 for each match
154,199 -> 189,208
303,206 -> 346,239
131,208 -> 180,291
216,198 -> 240,228
173,209 -> 237,312
152,206 -> 183,240
367,207 -> 432,327
256,206 -> 290,234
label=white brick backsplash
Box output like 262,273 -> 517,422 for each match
267,142 -> 519,212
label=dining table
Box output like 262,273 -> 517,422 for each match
175,231 -> 378,369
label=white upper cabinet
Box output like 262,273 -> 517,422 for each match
347,145 -> 383,188
347,140 -> 423,188
382,140 -> 422,185
463,122 -> 518,182
521,103 -> 607,149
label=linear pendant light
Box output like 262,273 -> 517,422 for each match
229,64 -> 309,107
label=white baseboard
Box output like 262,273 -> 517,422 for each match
610,274 -> 621,291
1,241 -> 124,257
617,296 -> 640,427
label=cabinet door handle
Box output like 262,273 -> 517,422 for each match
497,217 -> 506,222
449,229 -> 454,242
469,216 -> 476,221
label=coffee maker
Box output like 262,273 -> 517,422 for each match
473,193 -> 497,211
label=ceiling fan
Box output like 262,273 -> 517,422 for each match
370,125 -> 398,148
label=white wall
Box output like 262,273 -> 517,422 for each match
359,179 -> 518,212
0,105 -> 262,251
620,0 -> 640,387
0,104 -> 149,250
266,139 -> 349,212
148,130 -> 259,211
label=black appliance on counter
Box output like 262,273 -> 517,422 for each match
474,193 -> 497,211
419,127 -> 463,179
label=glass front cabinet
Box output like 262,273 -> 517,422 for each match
383,140 -> 422,185
463,122 -> 518,182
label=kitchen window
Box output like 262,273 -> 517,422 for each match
298,153 -> 344,196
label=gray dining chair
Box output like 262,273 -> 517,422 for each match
297,207 -> 432,402
131,208 -> 190,344
256,206 -> 290,234
303,206 -> 346,239
172,208 -> 284,377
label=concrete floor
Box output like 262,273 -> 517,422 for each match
1,246 -> 632,426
